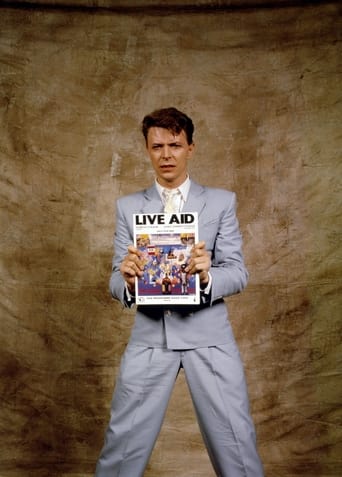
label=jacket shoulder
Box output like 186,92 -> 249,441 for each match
203,186 -> 236,203
192,180 -> 235,199
116,189 -> 147,208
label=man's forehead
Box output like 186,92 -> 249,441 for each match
147,127 -> 186,142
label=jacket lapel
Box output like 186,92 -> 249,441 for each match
183,181 -> 206,217
141,185 -> 164,214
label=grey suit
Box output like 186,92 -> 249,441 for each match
95,181 -> 264,477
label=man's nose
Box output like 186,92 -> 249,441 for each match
162,146 -> 172,158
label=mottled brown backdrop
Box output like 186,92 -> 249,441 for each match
0,1 -> 341,476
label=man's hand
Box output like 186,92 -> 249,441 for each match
186,241 -> 211,286
120,245 -> 144,293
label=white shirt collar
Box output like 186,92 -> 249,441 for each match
155,175 -> 191,203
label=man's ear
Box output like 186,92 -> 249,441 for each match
188,142 -> 195,158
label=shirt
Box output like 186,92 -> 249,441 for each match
155,175 -> 191,212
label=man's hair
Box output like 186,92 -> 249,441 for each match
142,107 -> 194,145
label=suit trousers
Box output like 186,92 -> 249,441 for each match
95,342 -> 264,477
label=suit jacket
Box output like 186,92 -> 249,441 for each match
109,180 -> 248,350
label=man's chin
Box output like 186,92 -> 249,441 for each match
159,171 -> 176,182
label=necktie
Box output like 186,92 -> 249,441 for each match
163,189 -> 181,213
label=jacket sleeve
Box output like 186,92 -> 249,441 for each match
209,192 -> 249,304
109,199 -> 135,307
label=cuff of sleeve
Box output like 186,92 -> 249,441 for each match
124,282 -> 135,307
201,271 -> 212,295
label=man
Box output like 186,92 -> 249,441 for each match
95,107 -> 264,476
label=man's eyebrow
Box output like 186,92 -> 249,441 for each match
169,141 -> 182,145
151,141 -> 182,146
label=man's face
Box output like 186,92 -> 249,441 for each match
146,127 -> 194,189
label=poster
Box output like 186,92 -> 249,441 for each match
133,212 -> 200,305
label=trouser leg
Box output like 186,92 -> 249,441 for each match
182,343 -> 264,477
95,345 -> 181,477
